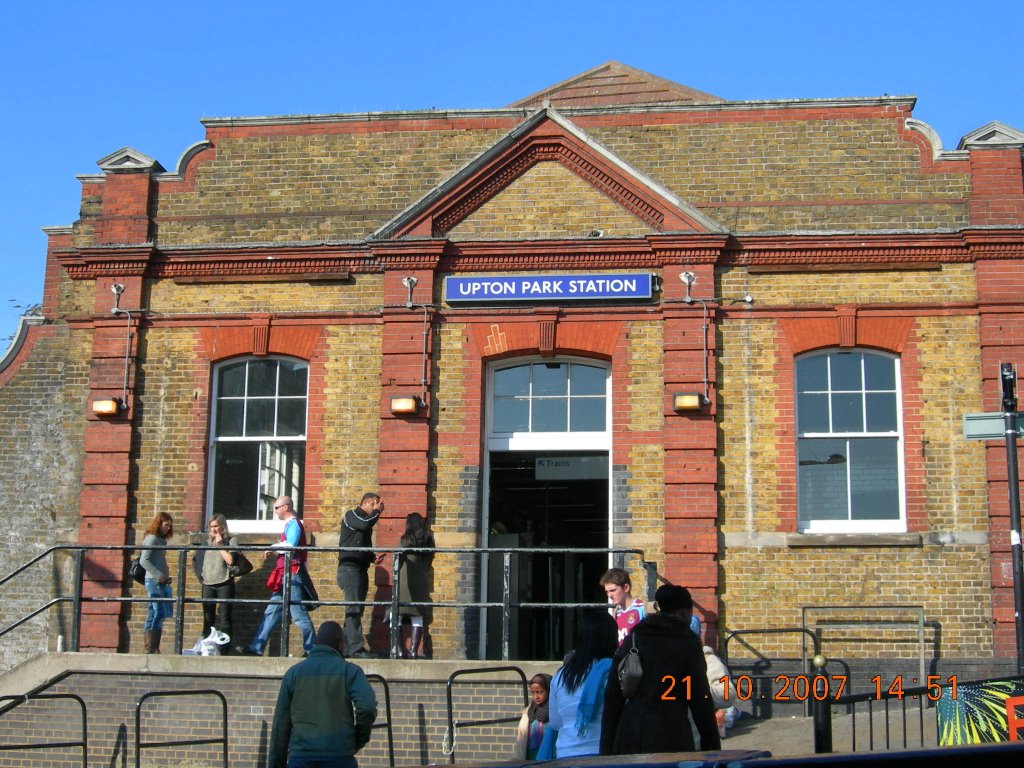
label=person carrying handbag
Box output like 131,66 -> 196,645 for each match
193,514 -> 240,655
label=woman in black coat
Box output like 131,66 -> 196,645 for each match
600,585 -> 721,755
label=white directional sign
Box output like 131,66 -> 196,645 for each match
962,412 -> 1024,441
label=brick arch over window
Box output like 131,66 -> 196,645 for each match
198,321 -> 323,363
774,313 -> 926,532
470,317 -> 622,361
779,313 -> 913,356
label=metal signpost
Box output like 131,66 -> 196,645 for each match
965,363 -> 1024,674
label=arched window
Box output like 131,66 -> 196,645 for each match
208,356 -> 307,529
796,349 -> 904,533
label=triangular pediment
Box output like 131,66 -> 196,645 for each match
96,146 -> 165,174
958,121 -> 1024,150
372,107 -> 726,240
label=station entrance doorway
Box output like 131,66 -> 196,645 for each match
485,450 -> 609,660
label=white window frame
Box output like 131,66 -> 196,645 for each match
206,356 -> 308,534
485,357 -> 612,453
796,349 -> 906,534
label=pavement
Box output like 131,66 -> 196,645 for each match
720,703 -> 938,757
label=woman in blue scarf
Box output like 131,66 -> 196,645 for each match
540,610 -> 618,758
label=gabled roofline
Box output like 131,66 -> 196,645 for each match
371,107 -> 727,240
199,95 -> 916,128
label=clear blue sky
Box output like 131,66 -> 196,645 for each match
3,0 -> 1023,342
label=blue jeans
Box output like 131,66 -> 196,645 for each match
144,579 -> 173,631
248,578 -> 315,654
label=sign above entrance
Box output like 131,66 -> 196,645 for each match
535,456 -> 608,480
444,273 -> 654,303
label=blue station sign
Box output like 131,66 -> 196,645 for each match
444,273 -> 654,303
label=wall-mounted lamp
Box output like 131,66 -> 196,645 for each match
390,396 -> 420,415
92,398 -> 123,416
673,392 -> 705,412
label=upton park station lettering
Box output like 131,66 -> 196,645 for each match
444,273 -> 653,302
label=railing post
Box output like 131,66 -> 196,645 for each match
812,653 -> 832,753
173,553 -> 187,654
280,551 -> 292,657
391,553 -> 401,658
70,548 -> 84,652
502,551 -> 511,661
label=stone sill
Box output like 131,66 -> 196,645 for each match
786,533 -> 923,548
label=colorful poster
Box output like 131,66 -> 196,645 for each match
937,676 -> 1024,744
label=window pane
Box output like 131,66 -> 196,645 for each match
534,364 -> 568,396
277,399 -> 307,436
533,398 -> 568,431
494,366 -> 530,397
571,364 -> 606,396
797,393 -> 829,434
259,441 -> 304,518
279,360 -> 308,397
829,353 -> 862,391
248,360 -> 277,397
798,439 -> 848,522
797,355 -> 828,392
849,438 -> 900,520
493,398 -> 528,432
866,393 -> 897,432
212,442 -> 260,520
864,355 -> 895,391
570,398 -> 606,431
831,393 -> 863,432
218,362 -> 247,397
247,399 -> 276,436
216,400 -> 244,437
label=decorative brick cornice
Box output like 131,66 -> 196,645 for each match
724,233 -> 972,267
370,239 -> 446,271
961,229 -> 1024,260
56,243 -> 378,280
60,245 -> 155,279
440,237 -> 728,272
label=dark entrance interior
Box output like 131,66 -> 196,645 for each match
485,450 -> 608,660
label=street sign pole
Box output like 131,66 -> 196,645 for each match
1000,363 -> 1024,675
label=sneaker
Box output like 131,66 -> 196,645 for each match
238,646 -> 261,656
349,648 -> 376,659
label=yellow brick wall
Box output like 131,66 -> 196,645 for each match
429,321 -> 479,658
588,119 -> 970,231
719,263 -> 977,307
715,267 -> 991,659
449,161 -> 652,240
154,130 -> 505,245
146,274 -> 385,315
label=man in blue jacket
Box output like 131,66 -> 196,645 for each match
269,621 -> 378,768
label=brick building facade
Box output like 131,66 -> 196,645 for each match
2,62 -> 1023,672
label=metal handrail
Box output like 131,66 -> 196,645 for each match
0,543 -> 652,659
135,689 -> 228,768
0,693 -> 88,767
445,666 -> 528,764
365,673 -> 395,767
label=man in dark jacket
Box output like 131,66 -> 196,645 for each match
336,493 -> 383,658
269,620 -> 377,768
600,584 -> 721,755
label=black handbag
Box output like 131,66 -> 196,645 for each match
230,551 -> 254,577
128,557 -> 146,585
617,632 -> 643,698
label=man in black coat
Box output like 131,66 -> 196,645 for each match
601,584 -> 722,755
336,492 -> 384,658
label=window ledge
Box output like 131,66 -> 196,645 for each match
787,532 -> 922,548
